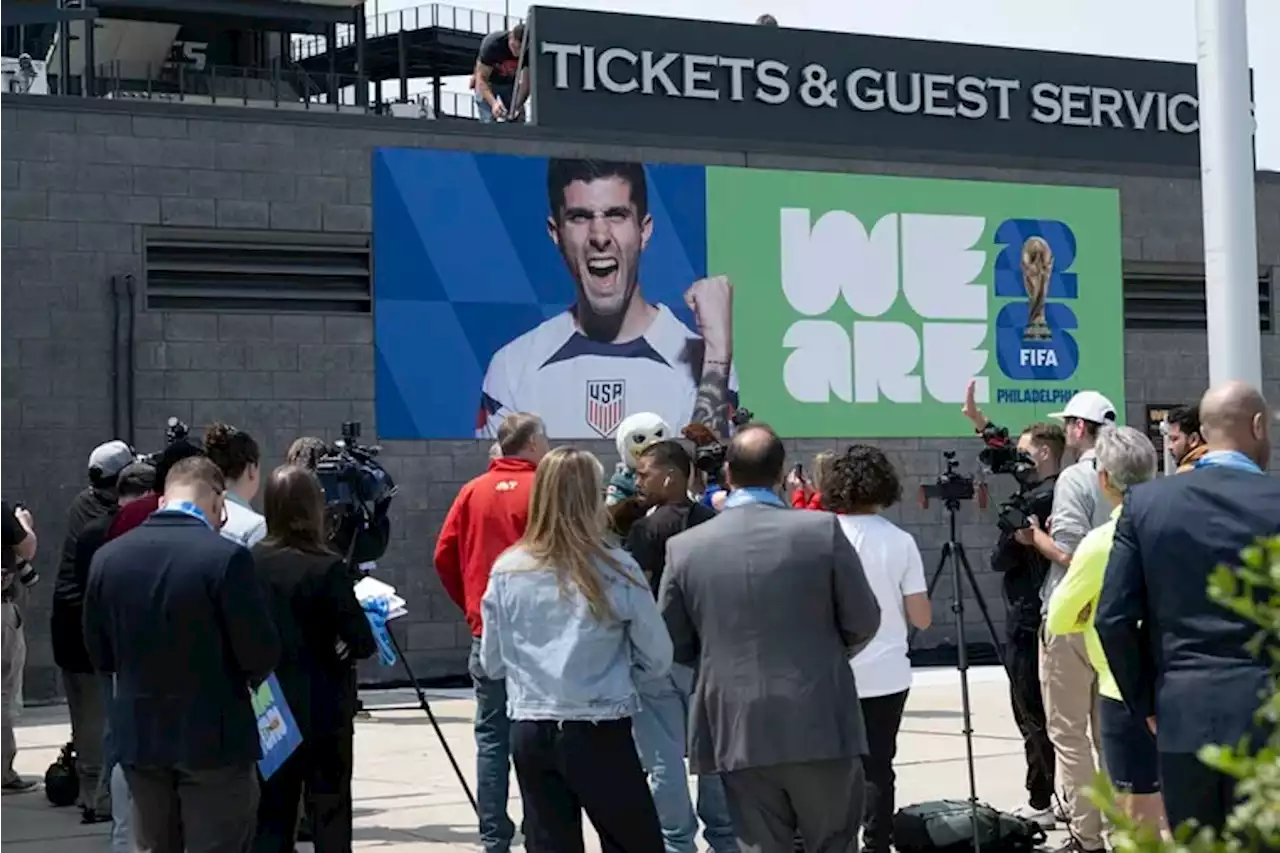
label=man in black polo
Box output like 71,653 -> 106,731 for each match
473,23 -> 527,122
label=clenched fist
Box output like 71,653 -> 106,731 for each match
684,275 -> 733,363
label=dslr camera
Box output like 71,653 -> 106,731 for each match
691,407 -> 755,481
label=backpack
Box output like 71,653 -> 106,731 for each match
893,800 -> 1047,853
44,741 -> 79,807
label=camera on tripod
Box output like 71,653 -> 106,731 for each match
919,452 -> 983,508
314,422 -> 397,565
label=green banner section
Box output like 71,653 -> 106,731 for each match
707,168 -> 1125,437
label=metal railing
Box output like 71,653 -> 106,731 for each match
292,3 -> 522,63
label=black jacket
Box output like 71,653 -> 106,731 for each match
55,486 -> 115,605
251,543 -> 376,736
625,500 -> 718,597
84,512 -> 280,768
1097,466 -> 1279,755
51,512 -> 114,672
989,475 -> 1056,630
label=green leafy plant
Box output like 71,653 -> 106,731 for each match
1087,536 -> 1279,852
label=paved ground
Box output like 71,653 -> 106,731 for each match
2,666 -> 1069,852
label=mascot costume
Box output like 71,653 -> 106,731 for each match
605,412 -> 670,537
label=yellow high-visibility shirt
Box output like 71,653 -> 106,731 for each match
1046,505 -> 1124,701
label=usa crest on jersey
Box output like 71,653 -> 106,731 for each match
585,380 -> 626,438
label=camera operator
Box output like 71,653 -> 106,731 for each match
47,441 -> 136,812
2,500 -> 38,792
1012,391 -> 1117,853
960,382 -> 1063,828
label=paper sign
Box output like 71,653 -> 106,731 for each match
250,674 -> 302,780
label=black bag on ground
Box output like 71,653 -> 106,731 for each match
893,800 -> 1046,853
44,741 -> 79,807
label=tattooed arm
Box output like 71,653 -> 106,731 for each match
692,358 -> 732,439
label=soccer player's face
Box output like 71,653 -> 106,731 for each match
550,177 -> 653,318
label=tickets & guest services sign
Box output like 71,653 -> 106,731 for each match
527,7 -> 1205,166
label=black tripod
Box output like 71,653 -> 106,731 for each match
917,455 -> 1007,853
345,540 -> 478,815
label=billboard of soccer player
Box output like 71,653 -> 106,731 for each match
374,151 -> 1124,439
374,150 -> 736,440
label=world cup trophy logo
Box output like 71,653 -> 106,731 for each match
1021,236 -> 1053,341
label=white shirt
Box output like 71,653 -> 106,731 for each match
838,514 -> 927,698
221,494 -> 266,549
476,304 -> 729,440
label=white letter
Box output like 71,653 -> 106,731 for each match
783,320 -> 852,403
1060,84 -> 1091,127
640,51 -> 680,96
1167,92 -> 1198,133
1091,86 -> 1123,128
853,322 -> 921,404
596,47 -> 637,94
986,78 -> 1020,120
720,56 -> 754,102
956,76 -> 988,119
922,323 -> 988,404
541,42 -> 580,90
923,73 -> 956,117
582,45 -> 596,90
683,54 -> 718,99
780,209 -> 898,318
1155,91 -> 1169,131
845,68 -> 884,111
886,71 -> 921,114
900,214 -> 987,320
1030,82 -> 1061,124
1122,89 -> 1155,130
755,60 -> 790,104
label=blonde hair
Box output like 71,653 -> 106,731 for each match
515,447 -> 640,622
813,450 -> 836,491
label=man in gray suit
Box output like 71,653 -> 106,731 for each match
658,425 -> 882,853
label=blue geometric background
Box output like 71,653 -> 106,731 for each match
373,148 -> 708,439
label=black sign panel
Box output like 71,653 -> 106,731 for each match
529,7 -> 1203,166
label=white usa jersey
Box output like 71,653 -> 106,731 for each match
476,304 -> 733,440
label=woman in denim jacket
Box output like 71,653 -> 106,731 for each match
479,447 -> 672,853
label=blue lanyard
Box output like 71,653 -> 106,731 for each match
1194,450 -> 1264,475
156,501 -> 212,529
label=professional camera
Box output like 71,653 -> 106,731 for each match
976,424 -> 1038,483
687,406 -> 756,480
3,504 -> 39,589
919,452 -> 978,508
314,422 -> 397,565
140,417 -> 197,466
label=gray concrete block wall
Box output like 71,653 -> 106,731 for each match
4,98 -> 1279,700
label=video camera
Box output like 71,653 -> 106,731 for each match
919,452 -> 979,508
691,407 -> 754,481
314,422 -> 397,566
975,424 -> 1043,534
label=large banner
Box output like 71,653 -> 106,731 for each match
373,149 -> 1124,439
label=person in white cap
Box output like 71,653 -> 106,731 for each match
48,439 -> 138,819
1012,390 -> 1116,853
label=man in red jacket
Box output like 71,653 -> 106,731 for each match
433,412 -> 547,853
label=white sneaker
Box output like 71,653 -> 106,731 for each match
1010,803 -> 1056,829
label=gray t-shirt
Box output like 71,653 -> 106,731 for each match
1041,449 -> 1112,612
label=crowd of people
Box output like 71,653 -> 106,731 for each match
2,426 -> 377,853
435,380 -> 1275,853
0,378 -> 1274,853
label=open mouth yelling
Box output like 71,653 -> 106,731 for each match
585,257 -> 622,295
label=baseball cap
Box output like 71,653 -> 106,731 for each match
1048,391 -> 1118,425
88,440 -> 137,480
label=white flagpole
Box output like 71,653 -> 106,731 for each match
1195,0 -> 1261,389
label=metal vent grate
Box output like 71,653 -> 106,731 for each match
1123,262 -> 1272,332
144,228 -> 370,313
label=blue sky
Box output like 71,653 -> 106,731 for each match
372,0 -> 1277,171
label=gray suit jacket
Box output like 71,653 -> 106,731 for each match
658,502 -> 881,775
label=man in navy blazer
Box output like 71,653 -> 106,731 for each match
84,455 -> 280,853
1096,381 -> 1277,835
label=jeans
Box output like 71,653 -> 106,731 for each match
110,764 -> 132,853
860,691 -> 909,853
632,665 -> 735,853
471,637 -> 516,852
474,84 -> 515,123
512,718 -> 663,853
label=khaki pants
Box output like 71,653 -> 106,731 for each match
2,601 -> 25,784
1041,629 -> 1103,849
